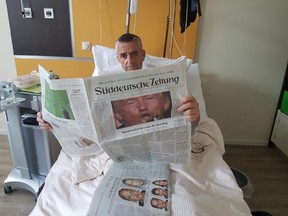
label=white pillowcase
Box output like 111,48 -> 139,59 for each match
91,45 -> 207,116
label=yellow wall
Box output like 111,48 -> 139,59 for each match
73,0 -> 199,59
15,59 -> 94,78
16,0 -> 198,78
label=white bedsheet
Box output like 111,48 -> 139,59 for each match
30,47 -> 251,215
30,117 -> 252,216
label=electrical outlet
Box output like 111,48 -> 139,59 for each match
23,8 -> 32,18
44,8 -> 54,19
82,42 -> 91,51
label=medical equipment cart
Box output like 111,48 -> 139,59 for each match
2,91 -> 61,198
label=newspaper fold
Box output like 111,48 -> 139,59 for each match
39,57 -> 194,163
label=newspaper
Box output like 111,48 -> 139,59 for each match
39,66 -> 103,156
87,162 -> 170,216
39,57 -> 193,163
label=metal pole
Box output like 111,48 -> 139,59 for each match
169,0 -> 176,58
126,0 -> 132,33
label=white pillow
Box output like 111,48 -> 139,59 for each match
92,45 -> 182,76
92,45 -> 121,76
92,45 -> 207,116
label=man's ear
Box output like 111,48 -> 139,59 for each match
142,49 -> 146,58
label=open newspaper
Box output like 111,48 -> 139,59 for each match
39,57 -> 194,163
87,162 -> 170,216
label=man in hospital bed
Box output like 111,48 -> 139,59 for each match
37,33 -> 200,129
33,33 -> 252,216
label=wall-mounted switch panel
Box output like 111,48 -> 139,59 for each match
23,8 -> 32,18
44,8 -> 54,19
82,42 -> 91,51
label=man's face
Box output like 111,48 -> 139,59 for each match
113,93 -> 170,127
154,180 -> 168,186
120,189 -> 142,202
151,198 -> 166,209
124,179 -> 145,186
116,41 -> 146,71
155,188 -> 166,196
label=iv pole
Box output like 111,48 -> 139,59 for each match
20,0 -> 26,17
126,0 -> 132,33
169,0 -> 177,58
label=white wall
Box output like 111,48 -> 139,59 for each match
0,1 -> 17,134
195,0 -> 288,145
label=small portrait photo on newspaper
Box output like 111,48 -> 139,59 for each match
118,188 -> 146,207
122,178 -> 147,187
150,197 -> 168,212
151,187 -> 168,199
111,91 -> 172,129
152,179 -> 168,188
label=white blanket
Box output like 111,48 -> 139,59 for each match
30,117 -> 251,216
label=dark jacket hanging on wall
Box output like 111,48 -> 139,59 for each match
180,0 -> 202,33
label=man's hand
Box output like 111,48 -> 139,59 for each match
37,112 -> 52,130
177,95 -> 200,124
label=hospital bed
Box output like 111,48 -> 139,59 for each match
29,46 -> 252,216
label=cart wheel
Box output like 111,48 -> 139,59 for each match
4,185 -> 12,194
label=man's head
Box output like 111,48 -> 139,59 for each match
152,188 -> 168,196
115,33 -> 146,71
118,188 -> 143,202
150,198 -> 167,209
112,92 -> 171,128
152,180 -> 168,187
122,178 -> 146,186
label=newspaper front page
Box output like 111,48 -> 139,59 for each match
86,57 -> 193,164
39,57 -> 193,162
87,162 -> 170,216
